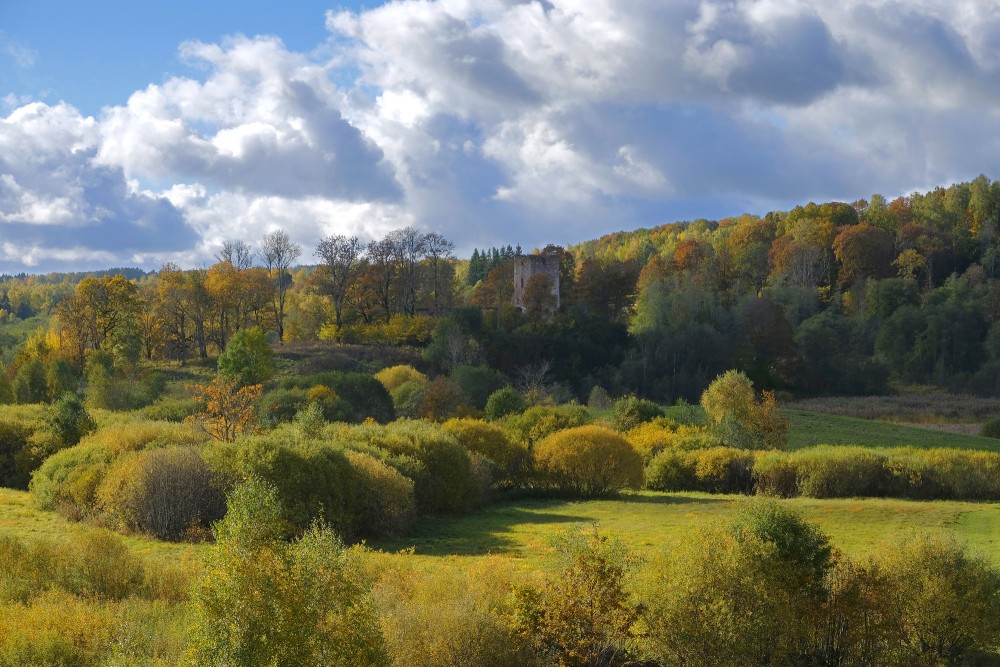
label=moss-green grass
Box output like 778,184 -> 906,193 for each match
785,409 -> 1000,452
0,488 -> 206,566
372,491 -> 1000,569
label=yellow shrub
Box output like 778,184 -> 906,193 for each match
78,420 -> 207,457
533,425 -> 643,497
375,365 -> 428,393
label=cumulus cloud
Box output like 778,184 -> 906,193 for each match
0,102 -> 197,270
4,0 -> 1000,271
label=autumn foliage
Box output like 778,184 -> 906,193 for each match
188,376 -> 262,443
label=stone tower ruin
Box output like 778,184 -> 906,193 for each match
513,247 -> 561,313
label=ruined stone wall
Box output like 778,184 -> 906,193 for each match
513,251 -> 561,312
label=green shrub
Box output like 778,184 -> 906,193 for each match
340,420 -> 478,514
390,380 -> 426,418
139,397 -> 201,422
451,365 -> 508,410
205,434 -> 363,539
0,419 -> 34,488
794,446 -> 890,498
343,450 -> 416,539
483,386 -> 527,421
876,534 -> 1000,664
645,448 -> 697,492
30,442 -> 113,519
691,447 -> 755,494
608,395 -> 664,431
533,425 -> 643,497
259,387 -> 309,425
980,416 -> 1000,438
752,450 -> 800,497
501,404 -> 592,446
305,385 -> 352,423
442,418 -> 529,486
187,478 -> 387,667
45,392 -> 96,446
281,372 -> 394,423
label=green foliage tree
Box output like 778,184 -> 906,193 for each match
45,392 -> 96,447
186,478 -> 387,667
483,386 -> 527,421
216,326 -> 274,387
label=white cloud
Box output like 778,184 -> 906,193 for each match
5,0 -> 1000,271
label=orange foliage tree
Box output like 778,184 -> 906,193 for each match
188,376 -> 262,443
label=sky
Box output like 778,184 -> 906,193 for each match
1,0 -> 1000,273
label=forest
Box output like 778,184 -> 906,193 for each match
1,177 -> 1000,665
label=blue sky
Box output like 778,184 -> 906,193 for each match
1,0 -> 1000,272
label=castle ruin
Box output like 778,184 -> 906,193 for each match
513,248 -> 561,314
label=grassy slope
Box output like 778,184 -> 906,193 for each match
0,488 -> 205,566
372,491 -> 1000,569
786,409 -> 1000,452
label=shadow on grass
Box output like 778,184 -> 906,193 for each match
612,492 -> 735,506
371,493 -> 736,557
372,503 -> 591,557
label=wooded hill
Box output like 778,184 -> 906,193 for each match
3,175 -> 1000,403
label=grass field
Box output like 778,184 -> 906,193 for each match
785,409 -> 1000,452
371,490 -> 1000,569
0,488 -> 206,566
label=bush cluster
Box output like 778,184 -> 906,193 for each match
533,425 -> 643,497
644,442 -> 1000,501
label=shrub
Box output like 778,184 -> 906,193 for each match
281,372 -> 395,423
344,450 -> 416,539
217,326 -> 275,386
96,447 -> 224,541
642,508 -> 831,666
0,590 -> 116,666
645,448 -> 697,492
533,425 -> 643,497
513,530 -> 639,667
876,534 -> 1000,664
483,386 -> 527,421
305,385 -> 352,423
0,419 -> 34,488
374,364 -> 427,393
608,395 -> 664,431
752,450 -> 800,497
442,418 -> 529,486
187,479 -> 387,667
793,446 -> 889,498
700,370 -> 788,449
587,385 -> 612,411
139,397 -> 201,422
377,557 -> 534,667
341,420 -> 478,514
691,447 -> 755,494
45,391 -> 96,447
260,387 -> 308,425
30,442 -> 113,519
981,416 -> 1000,438
451,365 -> 508,410
206,435 -> 363,538
626,422 -> 715,462
502,404 -> 592,446
79,420 -> 207,457
55,528 -> 145,601
390,380 -> 426,418
417,377 -> 474,422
